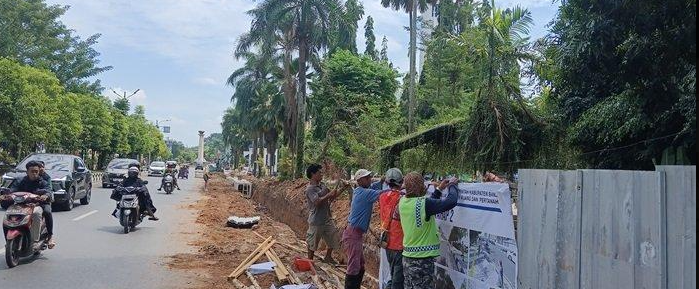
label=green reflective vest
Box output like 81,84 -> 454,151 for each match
399,197 -> 441,258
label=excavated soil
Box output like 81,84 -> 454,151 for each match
168,174 -> 380,289
246,174 -> 383,276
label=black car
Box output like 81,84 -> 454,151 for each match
1,153 -> 92,211
102,158 -> 139,188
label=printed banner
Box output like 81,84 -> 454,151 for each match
379,182 -> 517,289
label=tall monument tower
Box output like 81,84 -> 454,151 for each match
197,130 -> 205,166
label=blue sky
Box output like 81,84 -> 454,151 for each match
47,0 -> 559,146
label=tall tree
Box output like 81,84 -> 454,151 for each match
364,16 -> 378,59
251,0 -> 339,177
457,2 -> 537,172
381,0 -> 433,133
0,0 -> 111,94
333,0 -> 364,54
380,36 -> 390,62
549,0 -> 696,168
236,9 -> 299,152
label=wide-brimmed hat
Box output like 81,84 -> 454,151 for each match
353,169 -> 373,180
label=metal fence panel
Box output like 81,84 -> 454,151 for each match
555,170 -> 583,289
579,170 -> 664,289
518,168 -> 696,289
517,170 -> 581,289
657,166 -> 696,289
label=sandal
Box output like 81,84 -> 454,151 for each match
47,238 -> 56,249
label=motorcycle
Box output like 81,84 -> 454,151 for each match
2,191 -> 51,268
112,186 -> 147,234
163,175 -> 175,194
177,169 -> 188,179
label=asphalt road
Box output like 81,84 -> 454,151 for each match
0,172 -> 201,289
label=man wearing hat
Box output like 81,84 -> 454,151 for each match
343,169 -> 384,289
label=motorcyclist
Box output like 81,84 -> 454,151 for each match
116,165 -> 159,221
157,162 -> 180,191
7,160 -> 56,248
37,161 -> 52,183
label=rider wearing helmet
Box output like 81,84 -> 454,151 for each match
157,162 -> 180,191
119,164 -> 159,221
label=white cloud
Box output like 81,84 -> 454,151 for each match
193,77 -> 220,86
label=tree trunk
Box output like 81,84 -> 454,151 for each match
295,34 -> 309,178
408,3 -> 418,133
283,47 -> 298,151
251,136 -> 258,176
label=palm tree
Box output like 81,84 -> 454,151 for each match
227,51 -> 283,176
331,0 -> 364,54
236,10 -> 298,152
456,1 -> 536,171
381,0 -> 433,133
250,0 -> 339,177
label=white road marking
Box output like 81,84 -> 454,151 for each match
72,210 -> 99,221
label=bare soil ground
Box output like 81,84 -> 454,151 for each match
167,174 -> 380,289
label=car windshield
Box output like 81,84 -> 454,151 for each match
151,162 -> 165,167
17,155 -> 72,172
108,159 -> 137,169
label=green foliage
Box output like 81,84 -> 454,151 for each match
308,50 -> 401,169
0,58 -> 63,156
79,95 -> 114,152
330,0 -> 364,54
549,0 -> 697,169
0,0 -> 111,94
364,16 -> 378,59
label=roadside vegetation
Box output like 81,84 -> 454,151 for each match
223,0 -> 696,178
0,0 -> 170,168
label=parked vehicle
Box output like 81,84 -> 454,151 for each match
2,191 -> 51,268
162,175 -> 175,194
112,185 -> 147,234
1,154 -> 92,211
148,161 -> 166,177
102,158 -> 139,188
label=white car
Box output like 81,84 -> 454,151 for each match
148,161 -> 166,176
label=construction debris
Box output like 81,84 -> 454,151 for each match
228,235 -> 350,289
227,216 -> 261,228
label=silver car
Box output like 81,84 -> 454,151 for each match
148,161 -> 166,177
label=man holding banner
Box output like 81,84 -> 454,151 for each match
399,172 -> 458,289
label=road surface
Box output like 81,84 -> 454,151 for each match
0,173 -> 201,289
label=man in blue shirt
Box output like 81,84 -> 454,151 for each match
343,169 -> 384,289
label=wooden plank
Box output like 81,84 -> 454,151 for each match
231,279 -> 247,289
231,236 -> 273,278
229,240 -> 277,280
311,274 -> 325,289
265,250 -> 289,282
246,271 -> 262,289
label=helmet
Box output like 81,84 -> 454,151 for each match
128,162 -> 141,170
127,167 -> 140,178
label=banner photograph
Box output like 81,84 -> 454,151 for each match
380,182 -> 517,289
